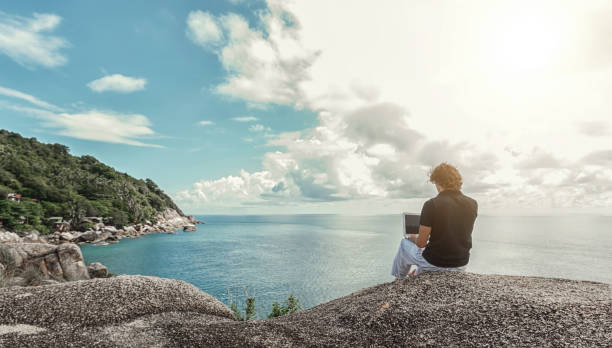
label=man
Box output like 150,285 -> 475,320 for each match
391,162 -> 478,279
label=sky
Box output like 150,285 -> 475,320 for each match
0,0 -> 611,215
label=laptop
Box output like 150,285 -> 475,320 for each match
402,213 -> 420,236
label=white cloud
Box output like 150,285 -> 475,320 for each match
0,87 -> 161,148
185,8 -> 319,106
232,116 -> 258,122
179,1 -> 612,214
46,110 -> 161,148
198,120 -> 215,126
0,85 -> 62,111
87,74 -> 147,93
186,10 -> 223,47
577,120 -> 611,137
249,124 -> 270,132
0,12 -> 68,68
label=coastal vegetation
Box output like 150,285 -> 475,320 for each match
0,130 -> 181,234
268,294 -> 302,318
229,289 -> 302,320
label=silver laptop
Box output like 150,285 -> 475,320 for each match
402,213 -> 420,236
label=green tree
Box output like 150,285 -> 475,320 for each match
268,294 -> 302,318
21,199 -> 43,226
0,129 -> 183,230
110,210 -> 129,228
231,297 -> 257,321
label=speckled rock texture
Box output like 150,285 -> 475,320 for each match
0,272 -> 610,347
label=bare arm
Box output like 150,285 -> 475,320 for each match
406,225 -> 430,248
416,225 -> 431,248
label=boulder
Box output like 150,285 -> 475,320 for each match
87,262 -> 109,278
102,226 -> 118,235
22,230 -> 41,243
0,262 -> 4,274
12,243 -> 57,266
56,243 -> 89,281
187,215 -> 205,224
123,226 -> 137,235
59,232 -> 77,242
0,231 -> 21,243
43,252 -> 64,279
14,229 -> 39,238
183,225 -> 197,232
92,232 -> 113,244
93,223 -> 105,231
6,276 -> 26,287
78,230 -> 97,242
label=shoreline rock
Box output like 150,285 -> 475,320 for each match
0,272 -> 609,346
0,239 -> 90,283
0,208 -> 199,287
39,208 -> 203,247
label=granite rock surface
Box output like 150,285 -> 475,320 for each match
0,272 -> 610,347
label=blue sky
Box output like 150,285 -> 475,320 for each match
0,0 -> 316,193
1,1 -> 611,215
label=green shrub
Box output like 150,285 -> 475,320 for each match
78,221 -> 94,232
228,287 -> 258,321
231,296 -> 257,321
268,294 -> 302,318
228,288 -> 302,321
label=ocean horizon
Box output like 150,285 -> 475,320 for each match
81,214 -> 612,316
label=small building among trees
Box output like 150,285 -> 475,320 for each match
7,193 -> 21,202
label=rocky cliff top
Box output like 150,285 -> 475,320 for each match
0,272 -> 609,347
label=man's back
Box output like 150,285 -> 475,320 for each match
420,190 -> 478,267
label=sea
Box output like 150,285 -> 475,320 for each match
81,214 -> 612,316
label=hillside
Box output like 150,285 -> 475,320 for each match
0,129 -> 182,234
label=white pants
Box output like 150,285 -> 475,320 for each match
391,237 -> 467,278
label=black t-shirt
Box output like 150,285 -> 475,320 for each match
420,190 -> 478,267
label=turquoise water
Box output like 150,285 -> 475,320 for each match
81,214 -> 612,315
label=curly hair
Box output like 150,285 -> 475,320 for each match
429,162 -> 462,191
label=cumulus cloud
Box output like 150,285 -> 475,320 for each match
0,85 -> 62,111
87,74 -> 147,93
581,150 -> 612,166
198,120 -> 215,126
186,10 -> 223,47
185,7 -> 319,106
178,1 -> 612,214
516,147 -> 563,170
232,116 -> 258,122
0,11 -> 68,68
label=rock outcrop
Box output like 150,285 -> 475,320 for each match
0,233 -> 90,282
43,208 -> 203,246
0,272 -> 609,347
87,262 -> 109,279
183,225 -> 196,232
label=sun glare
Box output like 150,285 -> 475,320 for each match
486,9 -> 569,74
